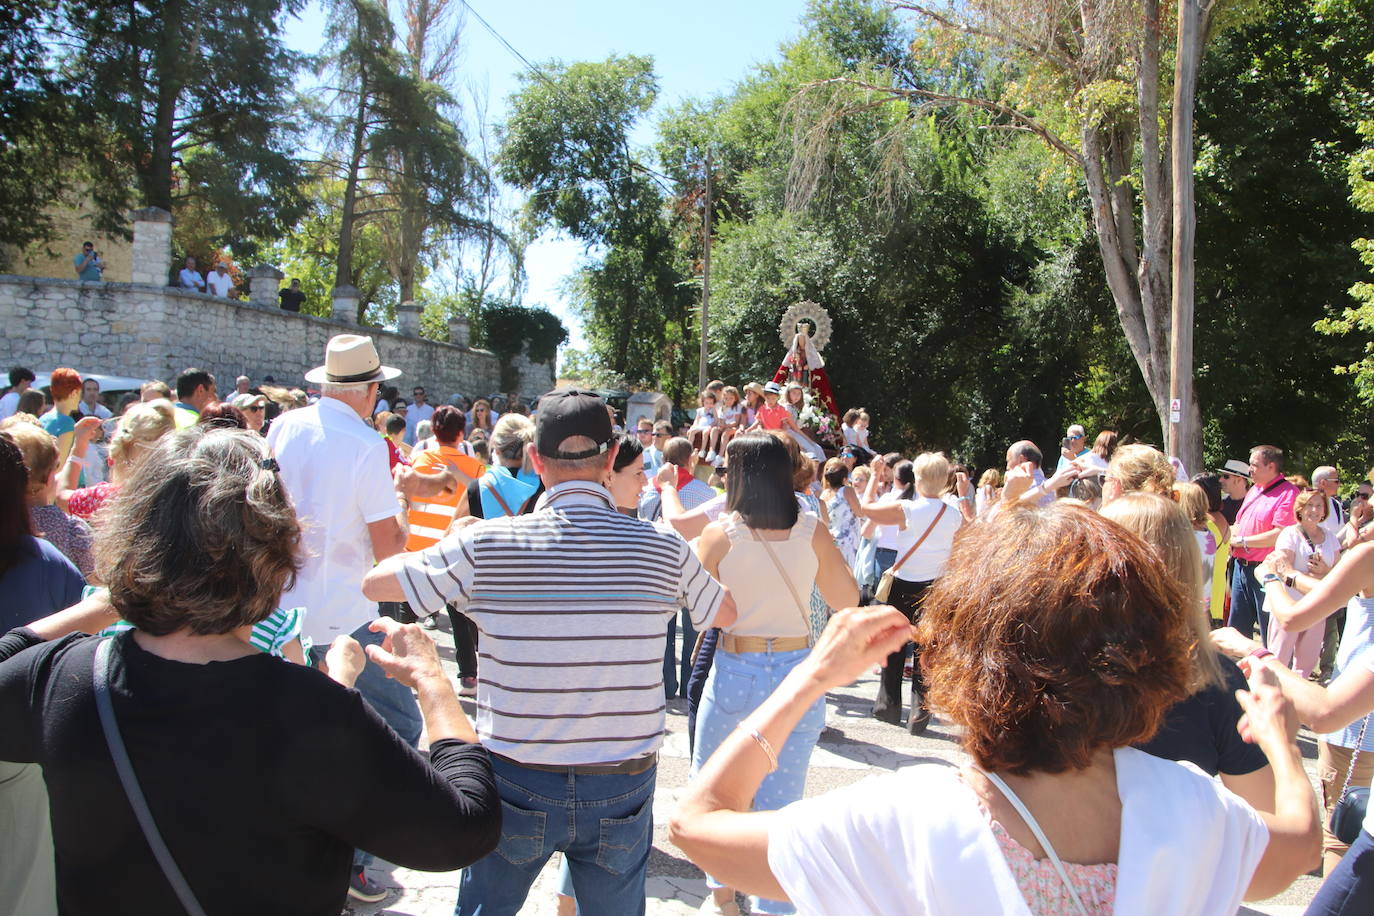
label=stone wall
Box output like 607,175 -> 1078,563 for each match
0,274 -> 506,400
1,206 -> 558,401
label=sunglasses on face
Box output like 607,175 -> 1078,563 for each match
245,405 -> 265,412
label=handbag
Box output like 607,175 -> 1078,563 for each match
874,503 -> 947,604
93,638 -> 208,916
1330,714 -> 1372,846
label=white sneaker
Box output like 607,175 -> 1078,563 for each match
697,895 -> 740,916
421,614 -> 438,630
699,449 -> 709,459
705,450 -> 717,463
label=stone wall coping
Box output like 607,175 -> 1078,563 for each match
0,273 -> 499,360
245,265 -> 285,280
129,207 -> 174,223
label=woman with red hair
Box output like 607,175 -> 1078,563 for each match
39,368 -> 83,465
672,502 -> 1321,915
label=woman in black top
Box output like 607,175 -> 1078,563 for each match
1102,492 -> 1274,809
0,426 -> 500,915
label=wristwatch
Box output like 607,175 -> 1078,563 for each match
1247,647 -> 1275,661
1283,574 -> 1295,589
1259,572 -> 1282,586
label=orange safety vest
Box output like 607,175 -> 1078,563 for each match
405,444 -> 484,551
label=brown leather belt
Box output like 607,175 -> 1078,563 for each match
718,633 -> 810,654
493,752 -> 658,776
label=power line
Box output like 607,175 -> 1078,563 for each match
453,0 -> 677,197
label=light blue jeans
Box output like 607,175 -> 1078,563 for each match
690,646 -> 825,915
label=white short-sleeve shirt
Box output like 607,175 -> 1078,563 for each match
768,748 -> 1267,916
206,271 -> 233,296
267,397 -> 401,643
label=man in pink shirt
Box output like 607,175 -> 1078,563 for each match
1228,444 -> 1299,644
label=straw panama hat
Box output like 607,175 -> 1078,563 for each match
304,334 -> 402,385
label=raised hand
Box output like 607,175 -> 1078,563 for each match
321,635 -> 366,687
799,606 -> 912,690
365,616 -> 446,687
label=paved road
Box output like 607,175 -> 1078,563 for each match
348,622 -> 1323,915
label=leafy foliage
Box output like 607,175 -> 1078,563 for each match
500,55 -> 695,394
54,0 -> 308,248
475,304 -> 568,365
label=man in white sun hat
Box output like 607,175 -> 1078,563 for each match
266,334 -> 422,902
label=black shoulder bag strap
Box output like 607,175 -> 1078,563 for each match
93,638 -> 208,916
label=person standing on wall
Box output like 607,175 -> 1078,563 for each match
206,261 -> 234,297
73,242 -> 102,282
177,255 -> 205,292
279,278 -> 305,312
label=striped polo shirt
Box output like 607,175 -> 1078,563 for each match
398,479 -> 727,766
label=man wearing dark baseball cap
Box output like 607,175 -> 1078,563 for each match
534,387 -> 615,460
364,387 -> 737,914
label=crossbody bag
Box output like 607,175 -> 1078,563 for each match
752,524 -> 817,647
874,503 -> 947,604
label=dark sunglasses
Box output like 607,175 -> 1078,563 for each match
244,404 -> 266,412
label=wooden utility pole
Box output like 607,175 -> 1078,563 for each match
1168,0 -> 1200,468
699,151 -> 712,389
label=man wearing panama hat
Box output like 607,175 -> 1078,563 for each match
267,334 -> 420,902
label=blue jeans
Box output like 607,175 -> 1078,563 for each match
691,647 -> 825,915
663,608 -> 697,698
686,628 -> 719,755
1229,559 -> 1270,646
456,756 -> 656,916
1308,829 -> 1374,914
310,619 -> 423,868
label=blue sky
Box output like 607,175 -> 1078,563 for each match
284,0 -> 812,349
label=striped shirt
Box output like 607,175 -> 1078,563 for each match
398,480 -> 727,765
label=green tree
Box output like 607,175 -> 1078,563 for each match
783,0 -> 1271,471
54,0 -> 306,248
1197,0 -> 1373,473
1307,0 -> 1374,435
0,2 -> 112,261
264,172 -> 399,323
500,55 -> 694,392
316,0 -> 481,306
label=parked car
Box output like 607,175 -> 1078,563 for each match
32,371 -> 149,413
